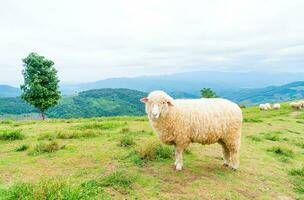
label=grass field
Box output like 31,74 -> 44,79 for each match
0,103 -> 303,200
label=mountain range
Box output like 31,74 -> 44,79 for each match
0,81 -> 303,119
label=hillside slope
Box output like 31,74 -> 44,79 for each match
47,88 -> 147,118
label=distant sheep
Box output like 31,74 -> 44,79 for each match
273,103 -> 281,110
141,91 -> 243,171
290,102 -> 302,110
259,104 -> 268,111
265,103 -> 272,110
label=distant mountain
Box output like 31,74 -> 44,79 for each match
61,71 -> 304,95
222,81 -> 304,105
0,85 -> 20,97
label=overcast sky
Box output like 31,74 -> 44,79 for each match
0,0 -> 303,85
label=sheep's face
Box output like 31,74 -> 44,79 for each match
140,91 -> 174,120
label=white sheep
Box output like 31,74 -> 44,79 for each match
140,91 -> 243,171
272,103 -> 281,110
259,104 -> 268,111
265,103 -> 272,110
290,102 -> 302,110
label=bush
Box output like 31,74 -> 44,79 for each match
246,135 -> 262,142
289,167 -> 304,194
76,122 -> 125,130
267,146 -> 295,158
37,133 -> 55,141
0,119 -> 14,125
56,131 -> 97,139
15,144 -> 29,152
136,141 -> 174,161
29,141 -> 59,155
99,170 -> 135,190
243,118 -> 263,123
120,127 -> 130,134
119,136 -> 135,147
264,134 -> 280,141
289,167 -> 304,177
0,178 -> 105,200
0,130 -> 24,141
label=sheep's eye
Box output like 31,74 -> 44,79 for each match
162,102 -> 166,104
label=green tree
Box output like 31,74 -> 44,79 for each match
20,53 -> 61,120
200,88 -> 218,98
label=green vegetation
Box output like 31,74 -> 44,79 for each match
0,130 -> 24,141
289,167 -> 304,193
119,136 -> 135,147
200,88 -> 218,98
29,141 -> 60,155
0,89 -> 147,119
267,146 -> 295,158
15,144 -> 29,152
0,103 -> 303,199
20,52 -> 61,120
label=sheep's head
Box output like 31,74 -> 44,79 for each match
140,90 -> 174,120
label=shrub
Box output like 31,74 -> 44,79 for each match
0,119 -> 14,125
289,167 -> 304,194
294,142 -> 304,149
120,127 -> 130,134
29,141 -> 59,155
99,170 -> 135,190
289,167 -> 304,177
264,134 -> 280,141
56,131 -> 97,139
267,146 -> 295,158
77,122 -> 124,130
119,136 -> 135,147
246,135 -> 262,142
15,144 -> 29,152
0,178 -> 104,200
136,141 -> 174,161
37,133 -> 55,141
243,118 -> 263,123
0,130 -> 24,141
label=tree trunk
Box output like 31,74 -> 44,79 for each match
41,112 -> 45,120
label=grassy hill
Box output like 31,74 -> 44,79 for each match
0,104 -> 303,199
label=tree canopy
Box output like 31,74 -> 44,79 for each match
200,88 -> 218,98
20,53 -> 60,119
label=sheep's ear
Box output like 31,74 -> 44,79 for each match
140,97 -> 149,103
167,101 -> 174,106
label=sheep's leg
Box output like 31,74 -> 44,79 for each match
226,137 -> 241,170
218,141 -> 230,166
228,147 -> 240,170
175,146 -> 184,171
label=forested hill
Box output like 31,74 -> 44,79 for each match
0,89 -> 147,118
47,89 -> 147,118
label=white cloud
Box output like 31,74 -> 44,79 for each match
0,0 -> 303,85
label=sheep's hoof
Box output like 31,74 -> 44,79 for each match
175,163 -> 183,171
230,167 -> 238,171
